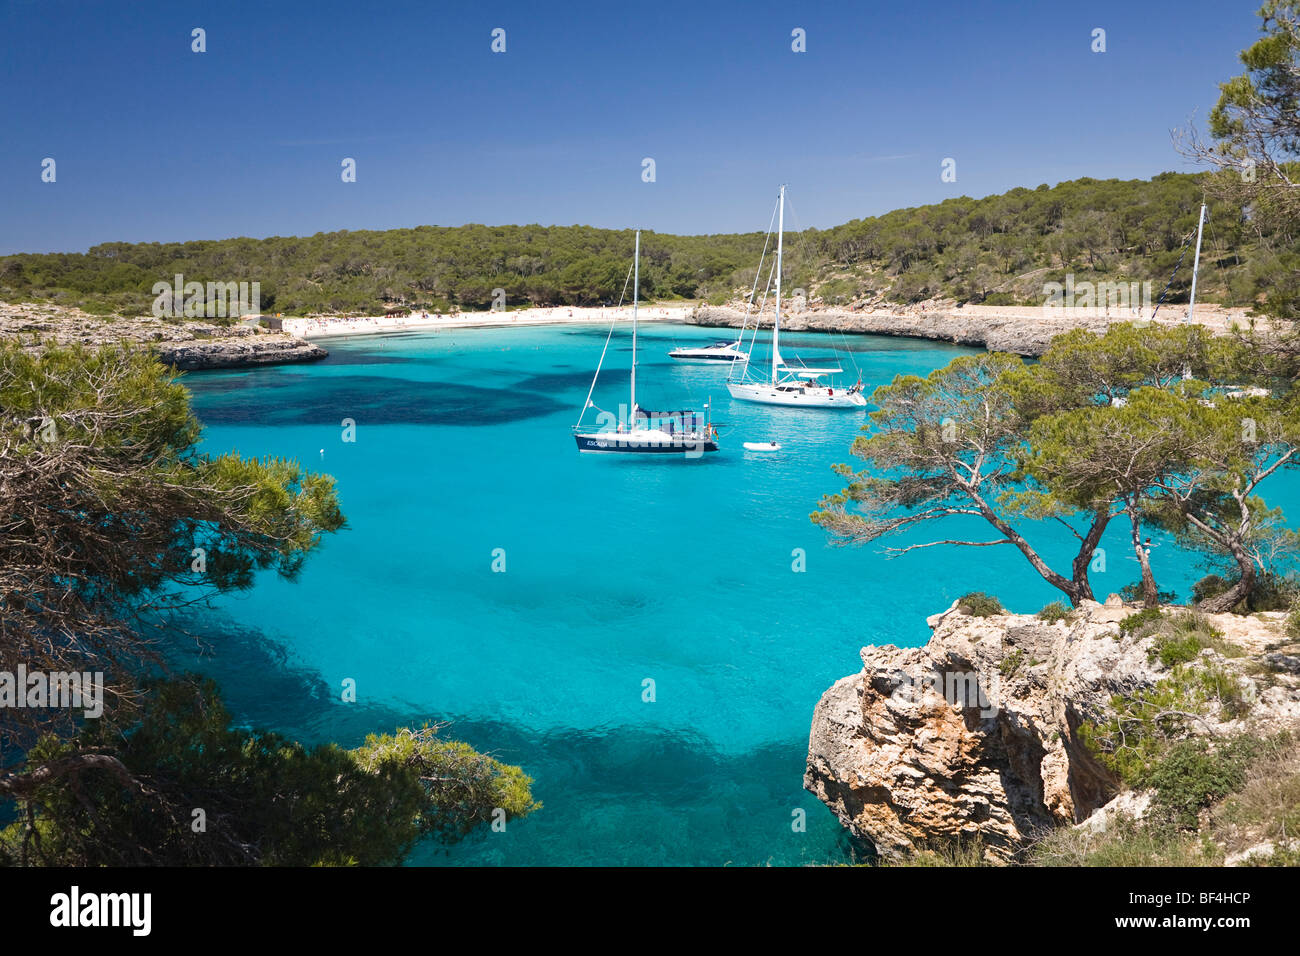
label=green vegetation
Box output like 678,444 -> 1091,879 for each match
1037,601 -> 1072,623
1142,736 -> 1261,829
0,341 -> 535,864
1187,0 -> 1300,318
814,322 -> 1300,611
880,837 -> 991,867
1119,608 -> 1166,636
0,680 -> 538,866
1029,814 -> 1225,867
1031,732 -> 1300,866
1080,662 -> 1251,784
957,591 -> 1003,617
1,171 -> 1295,318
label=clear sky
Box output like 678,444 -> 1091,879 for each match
0,0 -> 1262,254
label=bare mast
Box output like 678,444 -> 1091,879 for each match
630,229 -> 639,415
772,185 -> 785,384
1188,202 -> 1207,323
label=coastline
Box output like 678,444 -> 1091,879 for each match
687,302 -> 1280,357
4,298 -> 1286,370
282,304 -> 696,338
0,303 -> 327,371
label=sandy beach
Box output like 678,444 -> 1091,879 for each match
282,304 -> 698,338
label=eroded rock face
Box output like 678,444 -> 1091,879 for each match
805,603 -> 1166,862
0,303 -> 326,370
806,602 -> 1300,862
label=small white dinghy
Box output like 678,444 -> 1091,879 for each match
743,441 -> 782,452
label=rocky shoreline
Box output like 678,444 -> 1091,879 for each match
688,303 -> 1270,357
0,303 -> 326,371
805,600 -> 1300,864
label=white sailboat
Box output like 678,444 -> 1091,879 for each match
573,231 -> 720,456
727,186 -> 867,409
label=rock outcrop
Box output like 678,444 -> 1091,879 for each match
0,303 -> 326,370
804,602 -> 1300,862
688,303 -> 1270,357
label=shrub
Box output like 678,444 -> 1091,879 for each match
1149,632 -> 1203,667
1140,736 -> 1260,830
1193,572 -> 1298,613
1146,612 -> 1235,666
1192,574 -> 1234,605
957,591 -> 1002,617
1118,607 -> 1163,636
1028,814 -> 1223,867
1119,581 -> 1178,604
1080,662 -> 1250,783
1037,601 -> 1071,623
1000,649 -> 1025,676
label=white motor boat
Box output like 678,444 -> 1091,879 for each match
669,340 -> 749,364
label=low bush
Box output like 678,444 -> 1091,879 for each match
957,591 -> 1002,617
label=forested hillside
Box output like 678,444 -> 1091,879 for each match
2,171 -> 1295,318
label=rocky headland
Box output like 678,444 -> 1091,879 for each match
805,599 -> 1300,864
0,302 -> 326,370
689,303 -> 1275,357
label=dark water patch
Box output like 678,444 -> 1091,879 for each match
316,349 -> 422,367
510,368 -> 615,394
188,374 -> 567,427
181,367 -> 285,396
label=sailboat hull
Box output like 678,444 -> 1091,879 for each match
726,381 -> 868,409
574,431 -> 719,455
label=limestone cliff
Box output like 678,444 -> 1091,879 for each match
1,303 -> 326,370
804,601 -> 1300,862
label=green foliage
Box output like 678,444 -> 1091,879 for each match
1195,571 -> 1300,613
1,172 -> 1293,316
1149,631 -> 1204,667
0,679 -> 537,866
351,727 -> 539,845
1080,661 -> 1249,783
1119,607 -> 1164,636
1000,648 -> 1026,676
1120,582 -> 1178,605
957,591 -> 1003,617
1141,736 -> 1260,830
1037,600 -> 1072,623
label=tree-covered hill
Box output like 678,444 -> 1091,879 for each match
2,170 -> 1295,318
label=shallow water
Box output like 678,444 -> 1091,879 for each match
177,322 -> 1267,865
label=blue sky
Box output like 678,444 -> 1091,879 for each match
0,0 -> 1262,254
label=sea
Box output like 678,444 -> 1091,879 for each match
174,321 -> 1258,865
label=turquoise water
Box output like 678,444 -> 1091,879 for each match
175,322 -> 1256,865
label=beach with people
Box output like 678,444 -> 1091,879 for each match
282,303 -> 697,338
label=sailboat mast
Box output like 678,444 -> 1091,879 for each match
772,185 -> 785,385
630,229 -> 639,417
1188,202 -> 1207,323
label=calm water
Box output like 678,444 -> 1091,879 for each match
175,322 -> 1256,865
